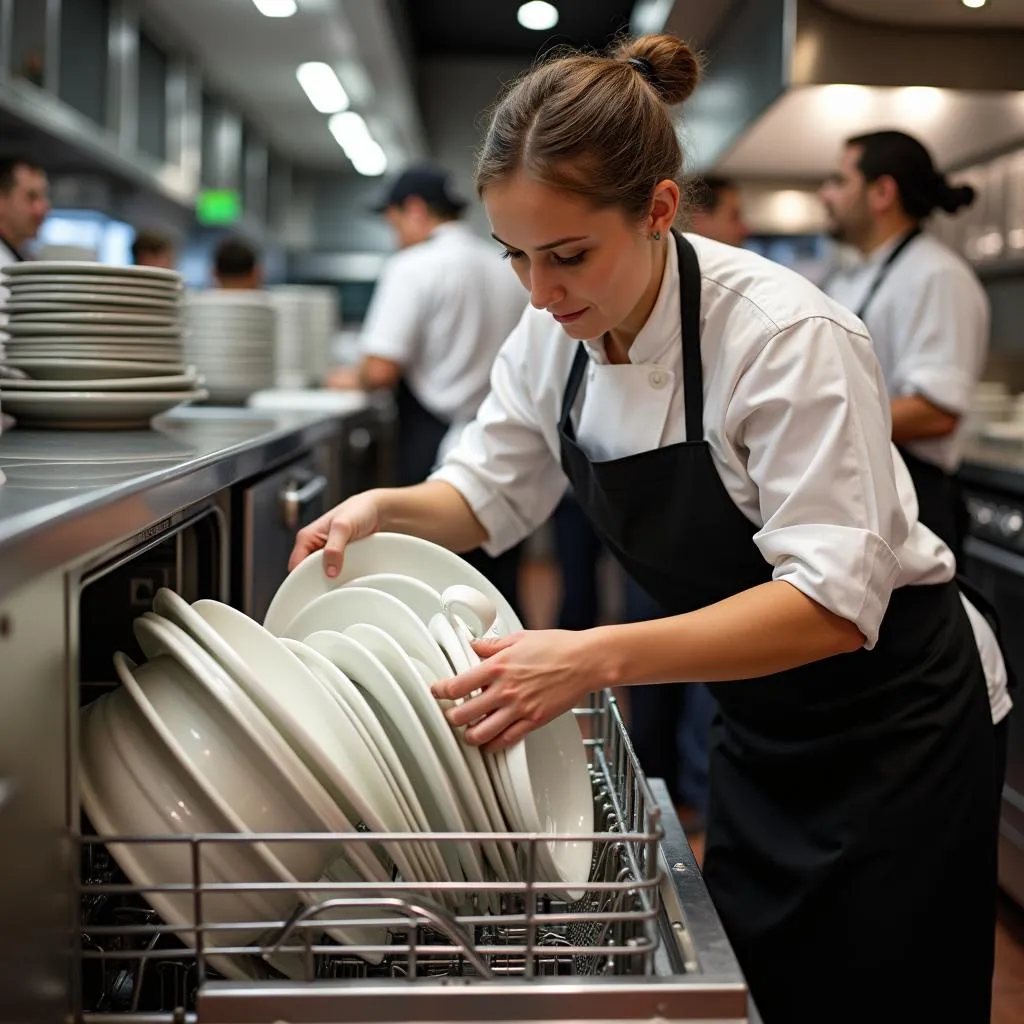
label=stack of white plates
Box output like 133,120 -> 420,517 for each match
269,285 -> 339,388
183,291 -> 277,403
82,532 -> 593,978
0,262 -> 206,428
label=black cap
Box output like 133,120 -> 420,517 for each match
372,165 -> 467,216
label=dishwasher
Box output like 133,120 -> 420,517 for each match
57,512 -> 750,1023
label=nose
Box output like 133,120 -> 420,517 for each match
528,264 -> 565,312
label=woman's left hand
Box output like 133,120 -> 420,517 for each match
431,630 -> 600,751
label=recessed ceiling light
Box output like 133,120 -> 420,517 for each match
329,111 -> 388,176
517,1 -> 559,32
252,0 -> 297,17
296,62 -> 349,114
961,0 -> 987,8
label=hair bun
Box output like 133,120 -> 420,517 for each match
613,33 -> 701,106
937,181 -> 976,215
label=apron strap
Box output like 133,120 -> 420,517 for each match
559,343 -> 589,437
855,226 -> 922,321
674,230 -> 705,443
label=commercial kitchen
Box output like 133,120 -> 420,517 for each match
2,0 -> 1024,1021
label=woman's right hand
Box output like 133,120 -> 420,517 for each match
288,489 -> 384,576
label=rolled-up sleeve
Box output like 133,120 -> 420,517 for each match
890,267 -> 988,416
731,318 -> 906,647
359,257 -> 424,364
430,327 -> 567,556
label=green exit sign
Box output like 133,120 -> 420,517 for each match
196,189 -> 242,225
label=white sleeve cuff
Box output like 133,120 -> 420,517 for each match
757,524 -> 901,649
429,463 -> 534,557
898,365 -> 972,416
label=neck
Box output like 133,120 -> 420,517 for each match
0,225 -> 25,252
859,213 -> 918,256
605,238 -> 668,364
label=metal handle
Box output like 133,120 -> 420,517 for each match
279,472 -> 328,530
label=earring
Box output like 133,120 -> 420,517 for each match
651,230 -> 662,241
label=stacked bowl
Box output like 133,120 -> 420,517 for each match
0,261 -> 205,428
269,285 -> 339,389
182,291 -> 277,403
82,533 -> 594,978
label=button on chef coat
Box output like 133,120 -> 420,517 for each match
433,233 -> 958,650
359,221 -> 527,459
825,232 -> 989,473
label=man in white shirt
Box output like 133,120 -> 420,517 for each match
0,156 -> 48,268
820,131 -> 986,560
328,164 -> 528,611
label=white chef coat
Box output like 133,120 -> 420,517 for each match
359,221 -> 527,461
824,231 -> 989,473
0,236 -> 22,326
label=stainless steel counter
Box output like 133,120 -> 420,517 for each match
0,407 -> 342,601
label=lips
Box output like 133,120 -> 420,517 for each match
552,307 -> 588,325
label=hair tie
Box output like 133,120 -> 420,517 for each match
627,56 -> 661,93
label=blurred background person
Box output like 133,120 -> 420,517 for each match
131,228 -> 176,270
688,175 -> 750,248
820,130 -> 986,562
326,164 -> 527,615
213,236 -> 262,290
0,156 -> 49,267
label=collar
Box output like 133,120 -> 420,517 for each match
583,235 -> 681,366
0,234 -> 25,262
859,229 -> 913,271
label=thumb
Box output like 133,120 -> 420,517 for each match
470,634 -> 520,659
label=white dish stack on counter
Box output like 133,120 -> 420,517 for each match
182,291 -> 277,403
0,261 -> 206,428
269,285 -> 339,388
80,532 -> 594,980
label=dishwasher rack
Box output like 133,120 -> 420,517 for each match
75,690 -> 751,1023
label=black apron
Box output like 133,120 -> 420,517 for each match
856,228 -> 966,558
559,231 -> 997,1023
394,378 -> 523,618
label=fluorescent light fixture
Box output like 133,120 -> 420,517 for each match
517,1 -> 559,31
329,111 -> 388,176
961,0 -> 987,8
894,85 -> 945,119
296,62 -> 349,113
252,0 -> 297,16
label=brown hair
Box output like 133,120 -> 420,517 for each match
475,34 -> 701,222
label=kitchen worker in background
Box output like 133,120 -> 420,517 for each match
0,156 -> 49,267
623,172 -> 753,832
292,34 -> 1005,1023
132,229 -> 177,270
212,236 -> 262,290
326,164 -> 528,616
688,175 -> 749,248
820,131 -> 986,561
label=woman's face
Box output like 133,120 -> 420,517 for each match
483,171 -> 669,341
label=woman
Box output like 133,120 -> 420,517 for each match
289,34 -> 999,1023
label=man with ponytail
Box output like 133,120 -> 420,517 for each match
821,130 -> 987,562
293,36 -> 1001,1022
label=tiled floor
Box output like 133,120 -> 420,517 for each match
518,558 -> 1024,1021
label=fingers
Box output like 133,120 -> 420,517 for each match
470,634 -> 519,658
463,702 -> 520,748
483,716 -> 536,753
323,517 -> 356,578
432,662 -> 493,702
443,678 -> 507,727
288,521 -> 324,572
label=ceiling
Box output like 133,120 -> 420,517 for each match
819,0 -> 1024,29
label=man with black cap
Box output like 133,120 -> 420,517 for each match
328,163 -> 527,612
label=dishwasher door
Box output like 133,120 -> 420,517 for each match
241,455 -> 330,623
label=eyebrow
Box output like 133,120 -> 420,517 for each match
491,233 -> 589,252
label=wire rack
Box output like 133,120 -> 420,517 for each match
75,689 -> 670,1022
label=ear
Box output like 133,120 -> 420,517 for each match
649,179 -> 680,237
867,173 -> 900,215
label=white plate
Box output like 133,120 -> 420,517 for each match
279,586 -> 453,683
4,290 -> 180,309
265,534 -> 523,638
188,599 -> 403,884
7,276 -> 182,295
3,321 -> 181,337
1,371 -> 199,392
344,622 -> 512,888
0,389 -> 205,427
82,693 -> 293,981
5,349 -> 182,365
136,608 -> 391,959
7,300 -> 180,316
345,573 -> 444,626
301,630 -> 482,895
981,421 -> 1024,441
3,259 -> 181,282
7,309 -> 178,326
4,358 -> 189,380
279,640 -> 450,888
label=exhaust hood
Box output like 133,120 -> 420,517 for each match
686,0 -> 1024,180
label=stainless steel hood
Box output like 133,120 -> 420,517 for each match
686,0 -> 1024,181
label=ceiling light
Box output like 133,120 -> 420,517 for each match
517,1 -> 559,31
252,0 -> 297,16
961,0 -> 987,8
296,62 -> 349,113
329,111 -> 388,176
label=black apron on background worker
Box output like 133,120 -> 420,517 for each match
559,232 -> 996,1023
